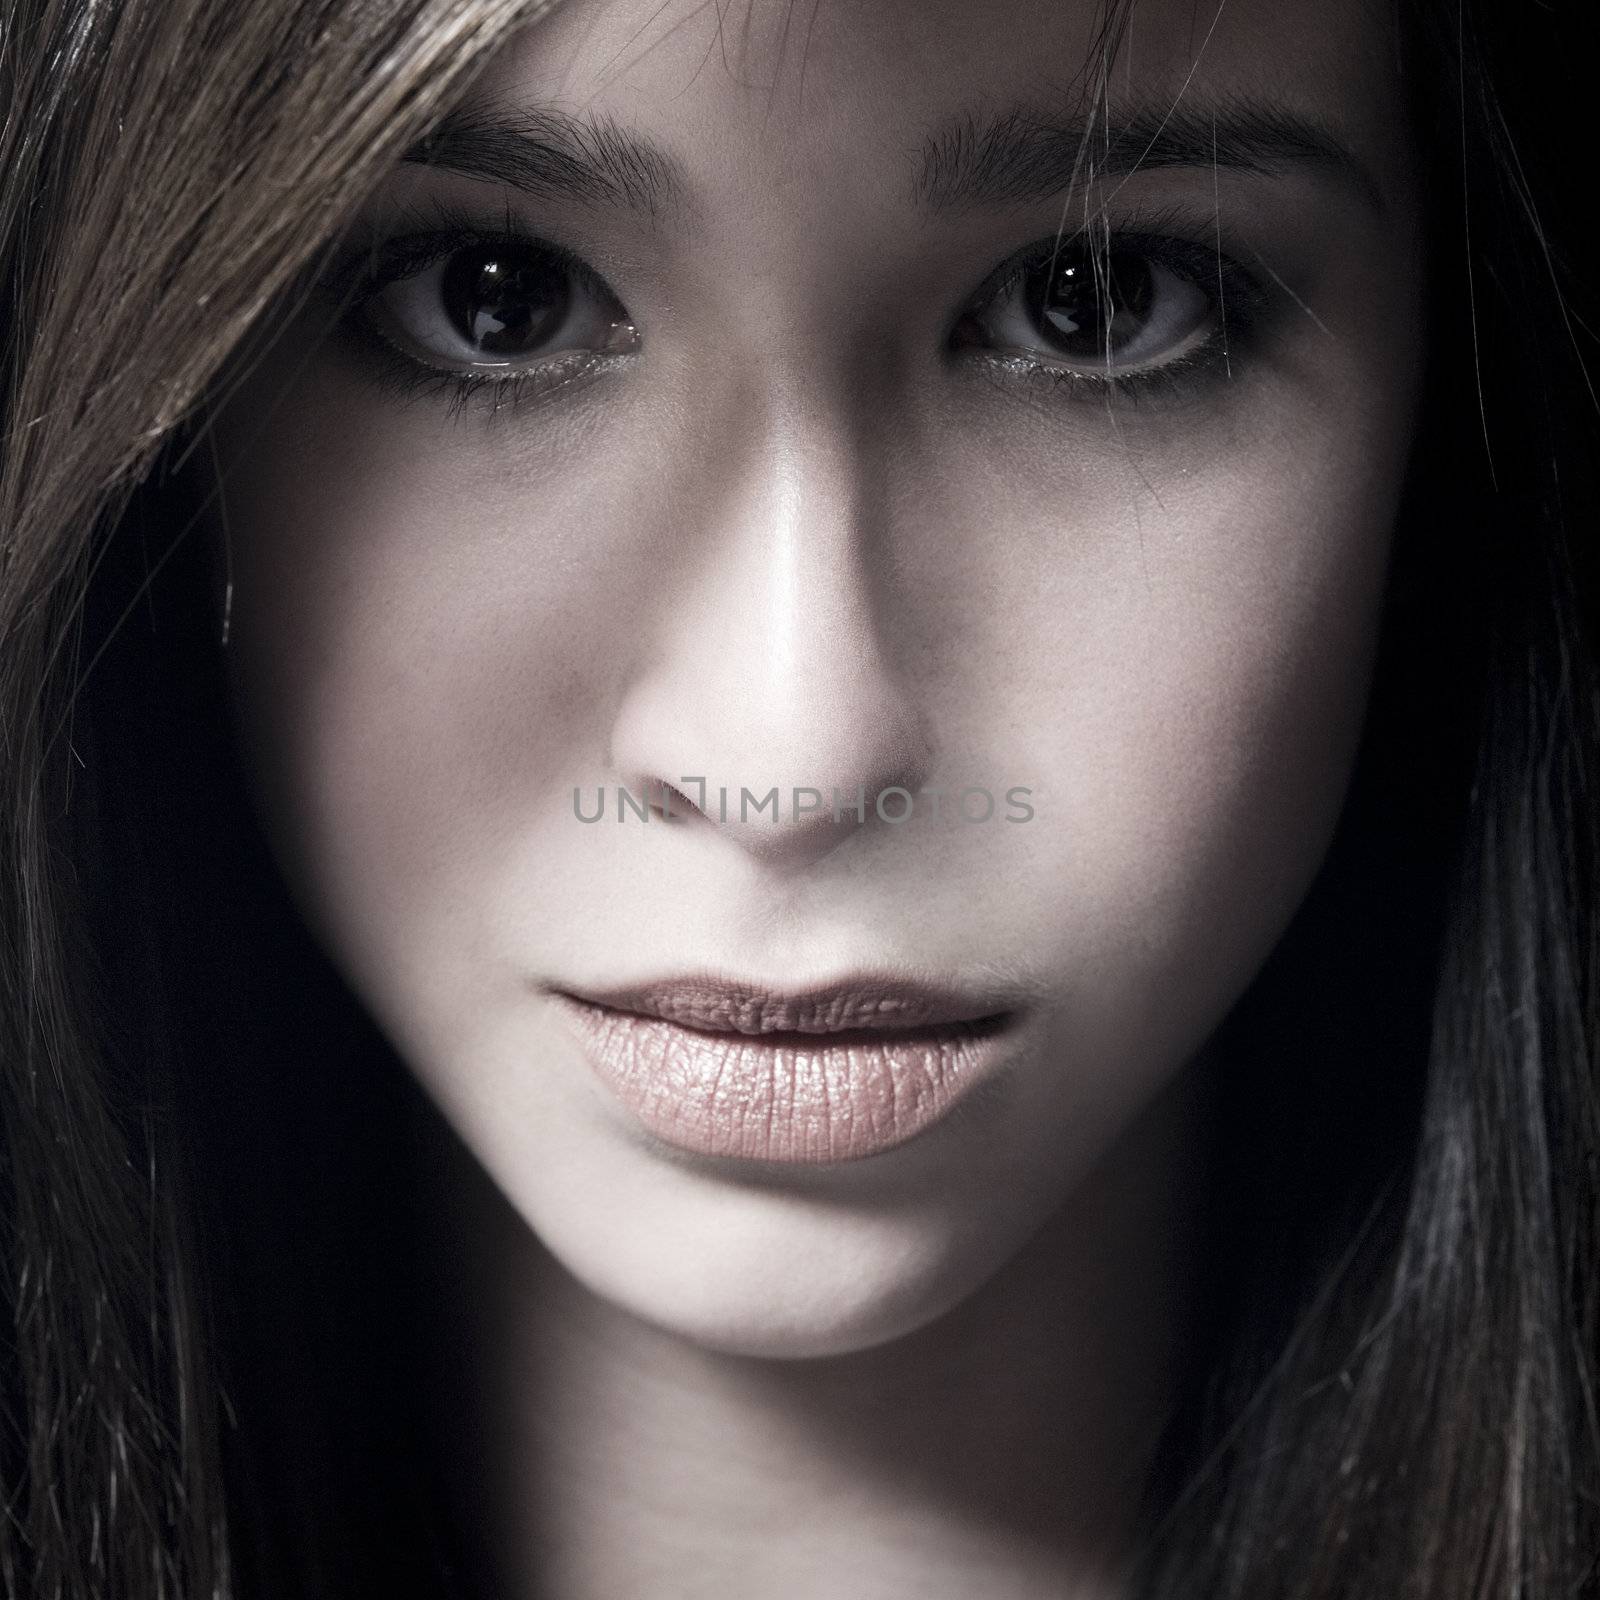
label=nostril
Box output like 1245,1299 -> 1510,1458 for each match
647,777 -> 703,822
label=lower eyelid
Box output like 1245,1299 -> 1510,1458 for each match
963,319 -> 1247,409
361,342 -> 631,419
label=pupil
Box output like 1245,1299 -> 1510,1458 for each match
441,246 -> 569,356
1027,249 -> 1155,359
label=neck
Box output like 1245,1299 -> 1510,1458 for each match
424,1057 -> 1215,1600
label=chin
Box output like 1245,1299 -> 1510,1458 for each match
511,1145 -> 1049,1361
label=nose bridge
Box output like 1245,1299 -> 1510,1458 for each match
759,395 -> 889,711
606,381 -> 935,869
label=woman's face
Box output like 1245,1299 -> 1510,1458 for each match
214,0 -> 1423,1356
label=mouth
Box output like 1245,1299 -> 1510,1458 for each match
546,972 -> 1022,1165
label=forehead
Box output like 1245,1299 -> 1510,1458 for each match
463,0 -> 1411,209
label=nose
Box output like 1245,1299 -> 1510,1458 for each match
607,408 -> 934,873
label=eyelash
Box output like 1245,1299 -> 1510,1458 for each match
316,200 -> 1272,417
957,211 -> 1271,406
318,202 -> 628,419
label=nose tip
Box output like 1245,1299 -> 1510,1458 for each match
638,761 -> 936,872
610,659 -> 935,873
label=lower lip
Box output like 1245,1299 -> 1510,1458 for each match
551,995 -> 1011,1164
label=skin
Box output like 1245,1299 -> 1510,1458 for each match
209,0 -> 1425,1593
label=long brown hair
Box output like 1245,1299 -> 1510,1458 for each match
0,3 -> 547,1592
2,2 -> 1596,1597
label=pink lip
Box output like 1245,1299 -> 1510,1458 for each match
548,973 -> 1020,1164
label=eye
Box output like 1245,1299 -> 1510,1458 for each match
359,236 -> 638,373
957,237 -> 1218,377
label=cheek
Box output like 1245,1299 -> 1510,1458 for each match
945,401 -> 1407,1070
218,369 -> 660,987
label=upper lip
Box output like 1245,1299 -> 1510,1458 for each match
550,971 -> 1019,1036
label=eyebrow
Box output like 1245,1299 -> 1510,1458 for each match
400,92 -> 1386,222
912,96 -> 1388,217
402,104 -> 689,218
